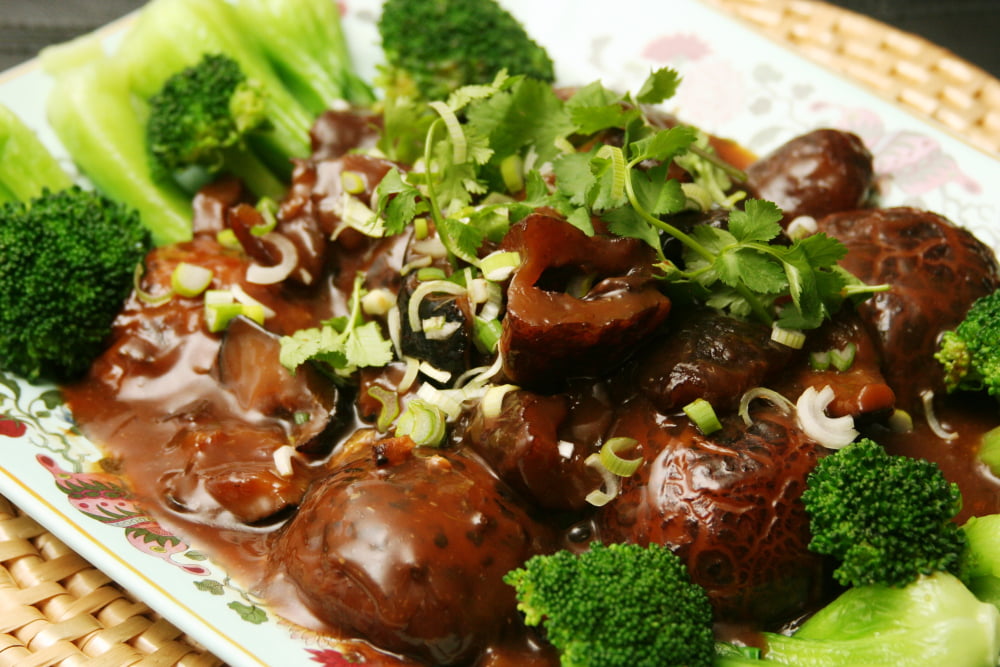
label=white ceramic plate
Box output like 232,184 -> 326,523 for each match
1,1 -> 998,665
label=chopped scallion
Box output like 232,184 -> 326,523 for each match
367,385 -> 400,433
395,398 -> 446,447
598,437 -> 643,477
683,398 -> 722,435
171,262 -> 213,298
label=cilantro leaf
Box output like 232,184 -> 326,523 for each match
728,199 -> 782,244
636,68 -> 682,104
279,274 -> 394,379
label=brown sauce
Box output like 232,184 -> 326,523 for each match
60,113 -> 1000,665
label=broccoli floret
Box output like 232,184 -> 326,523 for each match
800,438 -> 966,588
715,572 -> 1000,667
146,53 -> 285,200
0,186 -> 150,382
41,37 -> 195,247
377,0 -> 555,102
113,0 -> 313,172
0,102 -> 151,382
503,542 -> 715,667
229,0 -> 374,112
936,288 -> 1000,398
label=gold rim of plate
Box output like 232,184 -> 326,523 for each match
3,1 -> 998,665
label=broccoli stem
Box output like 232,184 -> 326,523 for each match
43,56 -> 194,247
229,0 -> 375,111
220,144 -> 286,202
113,0 -> 313,176
0,103 -> 73,205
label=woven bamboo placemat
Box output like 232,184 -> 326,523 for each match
2,2 -> 998,666
705,0 -> 1000,154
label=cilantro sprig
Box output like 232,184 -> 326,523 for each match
279,272 -> 394,380
372,67 -> 885,330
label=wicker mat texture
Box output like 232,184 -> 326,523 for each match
1,1 -> 999,666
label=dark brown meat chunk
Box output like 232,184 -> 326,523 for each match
746,129 -> 875,225
458,384 -> 611,511
632,308 -> 798,414
499,212 -> 671,388
776,307 -> 895,420
597,405 -> 828,625
269,440 -> 553,665
817,206 -> 1000,410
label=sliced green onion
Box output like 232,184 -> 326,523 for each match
241,303 -> 266,326
553,136 -> 575,154
596,145 -> 626,202
429,101 -> 467,164
829,342 -> 857,371
336,193 -> 384,238
481,384 -> 517,419
421,316 -> 462,341
171,262 -> 214,298
786,215 -> 818,240
683,398 -> 722,435
416,383 -> 466,419
599,437 -> 643,477
771,324 -> 806,350
473,317 -> 503,354
340,170 -> 366,195
204,289 -> 234,305
479,250 -> 521,282
216,228 -> 242,250
205,302 -> 244,333
293,411 -> 312,425
738,387 -> 795,426
133,263 -> 173,306
361,288 -> 396,317
397,356 -> 421,393
413,216 -> 429,240
407,280 -> 467,333
251,197 -> 279,236
809,350 -> 831,371
395,398 -> 447,447
246,232 -> 298,285
417,360 -> 452,386
500,153 -> 524,193
231,283 -> 276,319
367,385 -> 400,433
584,452 -> 620,507
416,267 -> 447,282
796,385 -> 858,449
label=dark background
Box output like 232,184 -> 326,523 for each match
1,1 -> 997,78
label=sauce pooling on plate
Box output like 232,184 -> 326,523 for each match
63,110 -> 1000,665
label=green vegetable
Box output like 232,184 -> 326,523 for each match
229,0 -> 374,112
41,41 -> 194,246
504,542 -> 715,667
961,513 -> 1000,611
374,70 -> 884,330
280,273 -> 394,381
0,107 -> 150,381
112,0 -> 312,175
801,438 -> 966,588
0,104 -> 72,204
145,53 -> 286,200
715,572 -> 1000,667
936,287 -> 1000,399
377,0 -> 555,102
